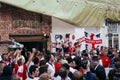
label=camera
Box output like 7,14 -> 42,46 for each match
80,59 -> 88,69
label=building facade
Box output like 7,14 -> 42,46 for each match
0,3 -> 51,53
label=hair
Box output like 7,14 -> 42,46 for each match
73,57 -> 81,70
39,64 -> 48,76
62,63 -> 70,70
66,57 -> 73,64
1,53 -> 6,59
39,73 -> 50,80
2,65 -> 12,76
33,57 -> 39,65
12,75 -> 20,80
17,58 -> 22,66
92,56 -> 99,61
29,65 -> 38,75
39,60 -> 46,66
73,71 -> 83,80
114,57 -> 120,63
45,54 -> 51,62
58,67 -> 67,79
115,62 -> 120,69
45,53 -> 55,62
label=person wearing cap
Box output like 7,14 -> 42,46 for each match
91,56 -> 106,80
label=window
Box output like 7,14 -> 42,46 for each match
105,20 -> 119,33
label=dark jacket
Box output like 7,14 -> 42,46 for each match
93,64 -> 106,80
108,69 -> 120,80
84,72 -> 95,80
0,65 -> 12,80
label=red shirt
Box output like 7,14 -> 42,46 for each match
54,63 -> 61,72
67,46 -> 75,54
79,67 -> 83,73
14,64 -> 27,80
100,55 -> 110,67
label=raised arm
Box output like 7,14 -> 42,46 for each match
13,49 -> 22,74
25,48 -> 36,66
14,49 -> 22,64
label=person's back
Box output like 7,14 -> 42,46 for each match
108,61 -> 120,80
0,65 -> 12,80
92,56 -> 106,80
94,64 -> 106,80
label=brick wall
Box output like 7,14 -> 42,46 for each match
0,3 -> 51,53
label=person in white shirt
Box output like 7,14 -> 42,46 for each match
26,65 -> 39,80
56,35 -> 64,52
46,53 -> 55,79
70,34 -> 76,47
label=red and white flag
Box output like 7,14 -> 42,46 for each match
84,32 -> 102,51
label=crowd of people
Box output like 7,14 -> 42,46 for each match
0,34 -> 120,80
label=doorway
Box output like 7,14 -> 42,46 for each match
20,41 -> 46,52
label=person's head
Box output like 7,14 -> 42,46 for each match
92,56 -> 99,64
26,51 -> 32,58
61,63 -> 70,74
112,47 -> 117,52
59,35 -> 63,39
45,53 -> 55,63
39,64 -> 48,75
55,56 -> 62,63
17,56 -> 25,66
33,57 -> 39,66
74,42 -> 79,48
114,53 -> 119,58
68,42 -> 72,46
65,34 -> 70,38
2,65 -> 12,76
73,57 -> 81,69
72,35 -> 75,39
39,73 -> 50,80
83,53 -> 89,60
1,53 -> 8,61
73,71 -> 83,80
58,67 -> 68,79
62,63 -> 70,70
29,65 -> 39,77
36,52 -> 43,60
102,47 -> 108,56
114,57 -> 120,63
40,60 -> 46,66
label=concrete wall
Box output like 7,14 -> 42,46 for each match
52,17 -> 75,34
